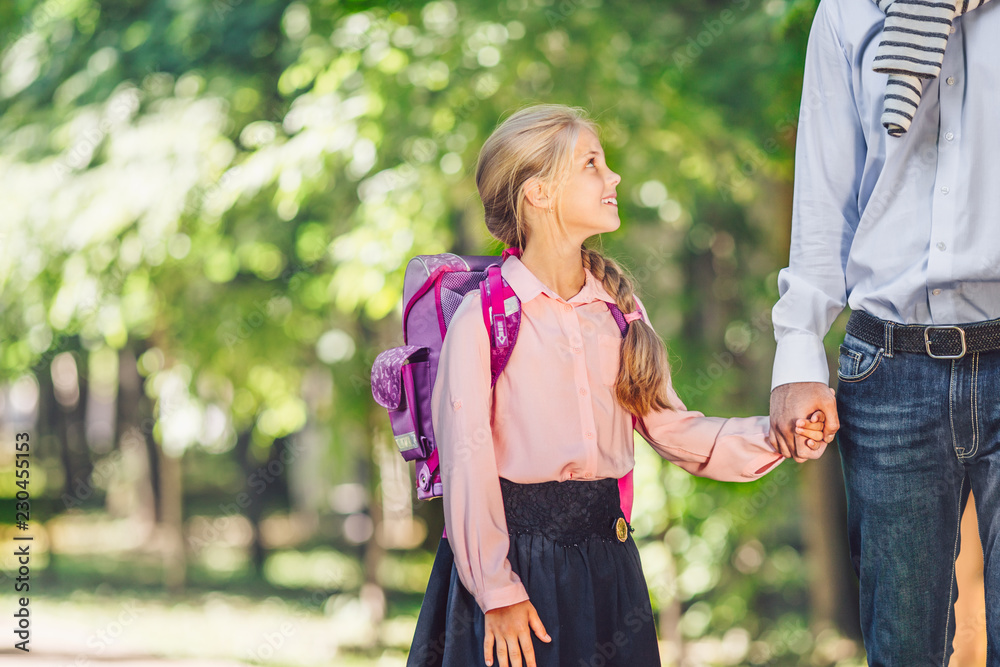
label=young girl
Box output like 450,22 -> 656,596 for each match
407,104 -> 828,667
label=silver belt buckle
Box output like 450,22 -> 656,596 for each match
923,326 -> 967,359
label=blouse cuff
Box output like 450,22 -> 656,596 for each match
478,582 -> 530,614
715,416 -> 783,480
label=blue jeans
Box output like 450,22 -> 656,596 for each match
837,331 -> 1000,666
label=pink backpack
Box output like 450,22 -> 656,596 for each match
371,248 -> 636,521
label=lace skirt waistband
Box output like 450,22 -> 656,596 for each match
498,477 -> 628,546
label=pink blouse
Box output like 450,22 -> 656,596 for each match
430,256 -> 782,613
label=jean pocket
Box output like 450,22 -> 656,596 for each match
837,333 -> 883,383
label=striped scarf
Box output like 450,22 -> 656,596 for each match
872,0 -> 993,136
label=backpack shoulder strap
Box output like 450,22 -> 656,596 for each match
479,264 -> 521,388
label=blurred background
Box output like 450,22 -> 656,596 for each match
0,0 -> 989,665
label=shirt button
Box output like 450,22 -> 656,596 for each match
585,431 -> 595,439
932,289 -> 942,296
937,242 -> 947,251
564,304 -> 572,312
940,186 -> 950,195
584,472 -> 593,479
452,400 -> 462,410
579,387 -> 588,396
945,132 -> 955,141
572,347 -> 582,354
946,76 -> 956,86
950,26 -> 956,34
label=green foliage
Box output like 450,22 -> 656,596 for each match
0,0 -> 864,663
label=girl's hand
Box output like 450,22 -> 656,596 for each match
792,410 -> 830,461
484,600 -> 550,667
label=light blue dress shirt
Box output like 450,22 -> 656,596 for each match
771,0 -> 1000,389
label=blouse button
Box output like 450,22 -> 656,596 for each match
585,431 -> 595,439
564,304 -> 572,312
452,400 -> 462,410
584,471 -> 593,479
572,347 -> 582,354
579,387 -> 588,396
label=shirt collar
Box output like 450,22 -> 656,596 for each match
500,255 -> 615,306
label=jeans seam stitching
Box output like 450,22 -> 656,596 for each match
837,349 -> 882,383
838,346 -> 862,379
969,353 -> 979,458
942,475 -> 965,667
949,362 -> 961,459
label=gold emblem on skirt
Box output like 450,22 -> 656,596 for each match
614,517 -> 628,542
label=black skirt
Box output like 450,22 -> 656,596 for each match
406,477 -> 661,667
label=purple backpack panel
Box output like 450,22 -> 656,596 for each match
371,250 -> 637,512
372,253 -> 502,500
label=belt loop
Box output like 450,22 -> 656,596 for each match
884,320 -> 894,358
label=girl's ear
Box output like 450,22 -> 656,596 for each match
523,177 -> 551,210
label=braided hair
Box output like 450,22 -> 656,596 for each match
581,247 -> 672,414
476,104 -> 672,415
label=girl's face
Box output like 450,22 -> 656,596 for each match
555,128 -> 622,239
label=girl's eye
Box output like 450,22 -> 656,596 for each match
587,158 -> 596,167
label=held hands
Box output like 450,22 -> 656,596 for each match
792,410 -> 829,459
484,600 -> 550,667
769,381 -> 840,463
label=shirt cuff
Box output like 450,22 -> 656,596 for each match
478,582 -> 530,614
715,416 -> 783,481
771,333 -> 830,390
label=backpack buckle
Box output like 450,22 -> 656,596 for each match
492,313 -> 509,347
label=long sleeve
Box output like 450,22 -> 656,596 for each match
632,296 -> 782,482
431,291 -> 529,613
770,0 -> 864,389
635,382 -> 782,482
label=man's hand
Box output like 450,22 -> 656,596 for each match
769,382 -> 839,462
484,599 -> 550,667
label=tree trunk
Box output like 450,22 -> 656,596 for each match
53,351 -> 93,503
159,448 -> 186,594
233,427 -> 271,576
40,362 -> 75,504
110,347 -> 157,529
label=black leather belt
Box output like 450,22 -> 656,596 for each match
846,310 -> 1000,360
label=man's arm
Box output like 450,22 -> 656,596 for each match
770,0 -> 866,459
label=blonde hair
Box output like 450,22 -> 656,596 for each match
475,104 -> 672,414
